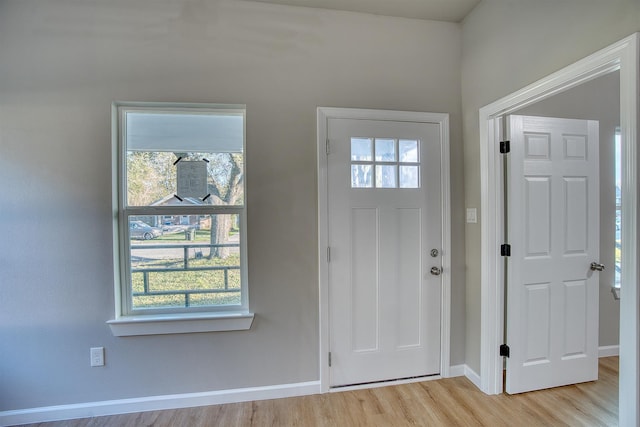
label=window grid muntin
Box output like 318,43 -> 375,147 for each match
350,137 -> 420,189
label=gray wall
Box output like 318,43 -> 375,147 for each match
461,0 -> 640,373
0,0 -> 466,411
517,71 -> 621,347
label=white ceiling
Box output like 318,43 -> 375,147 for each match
245,0 -> 481,22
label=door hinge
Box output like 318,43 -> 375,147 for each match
326,139 -> 330,155
501,244 -> 511,257
500,344 -> 510,358
327,247 -> 331,263
500,140 -> 510,154
328,352 -> 332,367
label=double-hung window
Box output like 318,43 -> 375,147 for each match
110,103 -> 252,335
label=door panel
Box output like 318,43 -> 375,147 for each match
525,176 -> 551,256
523,282 -> 551,365
506,115 -> 599,394
327,118 -> 441,387
351,207 -> 379,352
396,208 -> 422,349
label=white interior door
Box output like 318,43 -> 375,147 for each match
327,117 -> 441,387
506,115 -> 600,394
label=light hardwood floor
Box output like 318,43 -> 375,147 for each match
21,357 -> 618,427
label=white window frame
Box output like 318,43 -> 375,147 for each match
108,102 -> 254,336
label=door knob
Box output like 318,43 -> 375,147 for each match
590,262 -> 605,272
430,266 -> 442,276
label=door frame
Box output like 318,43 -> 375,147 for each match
317,107 -> 451,392
479,34 -> 639,425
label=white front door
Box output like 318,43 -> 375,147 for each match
506,115 -> 600,394
327,117 -> 442,387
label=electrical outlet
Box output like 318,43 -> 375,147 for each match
90,347 -> 105,367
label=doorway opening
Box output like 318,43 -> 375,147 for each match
479,34 -> 638,424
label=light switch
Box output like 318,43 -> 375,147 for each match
466,208 -> 477,224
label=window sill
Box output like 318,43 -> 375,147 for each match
107,311 -> 254,336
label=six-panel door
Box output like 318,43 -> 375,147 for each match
506,115 -> 600,394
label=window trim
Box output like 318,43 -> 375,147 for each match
109,102 -> 253,335
107,311 -> 255,337
614,128 -> 621,292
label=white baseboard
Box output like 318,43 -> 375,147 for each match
464,365 -> 482,391
446,364 -> 482,390
448,364 -> 465,377
599,345 -> 620,358
0,381 -> 321,427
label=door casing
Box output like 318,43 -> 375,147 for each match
317,107 -> 451,392
479,33 -> 639,426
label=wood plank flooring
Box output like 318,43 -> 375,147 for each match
20,357 -> 618,427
